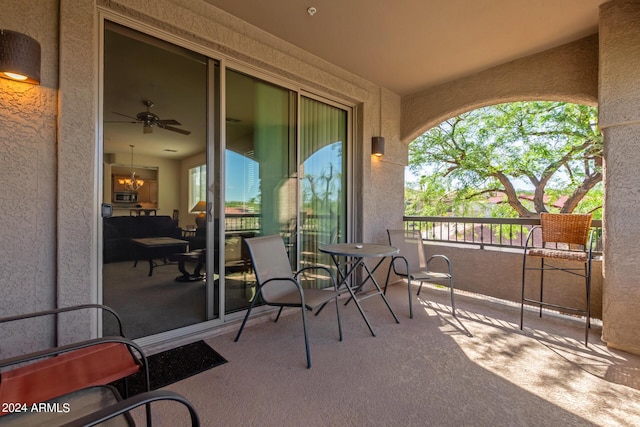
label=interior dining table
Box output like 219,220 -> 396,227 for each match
318,242 -> 400,336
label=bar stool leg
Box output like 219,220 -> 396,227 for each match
539,258 -> 544,318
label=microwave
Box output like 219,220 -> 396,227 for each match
114,192 -> 138,203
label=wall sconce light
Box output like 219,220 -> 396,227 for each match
0,29 -> 41,84
372,136 -> 385,157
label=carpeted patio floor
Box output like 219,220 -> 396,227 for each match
129,282 -> 640,427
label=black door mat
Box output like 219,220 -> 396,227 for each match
112,340 -> 227,396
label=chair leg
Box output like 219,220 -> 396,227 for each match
407,276 -> 413,319
234,290 -> 260,342
274,306 -> 284,322
584,261 -> 591,346
417,281 -> 425,295
520,254 -> 527,330
383,262 -> 393,295
334,296 -> 343,341
300,306 -> 311,369
539,258 -> 544,318
449,278 -> 456,317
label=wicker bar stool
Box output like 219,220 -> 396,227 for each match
520,213 -> 594,345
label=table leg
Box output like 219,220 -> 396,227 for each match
175,259 -> 205,282
333,255 -> 377,337
316,257 -> 348,316
344,256 -> 385,303
361,261 -> 399,323
147,259 -> 155,276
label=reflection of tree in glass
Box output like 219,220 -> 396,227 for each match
303,163 -> 343,213
302,142 -> 343,214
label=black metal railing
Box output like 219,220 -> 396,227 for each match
403,216 -> 603,253
225,213 -> 260,232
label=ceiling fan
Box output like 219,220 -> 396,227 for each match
111,100 -> 191,135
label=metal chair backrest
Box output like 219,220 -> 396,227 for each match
387,229 -> 426,275
540,213 -> 592,247
244,235 -> 296,302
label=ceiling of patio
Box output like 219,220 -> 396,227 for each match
103,1 -> 607,160
204,0 -> 606,96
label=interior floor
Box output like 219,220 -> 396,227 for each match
102,260 -> 255,339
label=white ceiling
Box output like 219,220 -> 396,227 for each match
203,0 -> 606,95
104,0 -> 606,160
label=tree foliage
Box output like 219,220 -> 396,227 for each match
407,101 -> 603,218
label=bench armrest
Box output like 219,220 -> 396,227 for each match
61,390 -> 200,427
0,304 -> 127,338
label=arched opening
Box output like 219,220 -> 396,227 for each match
405,101 -> 602,220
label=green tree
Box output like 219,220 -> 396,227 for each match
408,102 -> 603,217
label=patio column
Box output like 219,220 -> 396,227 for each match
599,0 -> 640,355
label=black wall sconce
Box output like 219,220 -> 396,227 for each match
0,29 -> 41,84
372,136 -> 385,157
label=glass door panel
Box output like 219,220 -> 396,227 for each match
224,69 -> 297,313
299,96 -> 348,288
102,21 -> 217,338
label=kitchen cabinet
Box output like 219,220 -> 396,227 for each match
112,175 -> 157,207
137,180 -> 158,206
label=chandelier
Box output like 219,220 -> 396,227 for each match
118,145 -> 144,191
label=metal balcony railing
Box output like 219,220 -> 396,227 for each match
225,213 -> 260,232
403,216 -> 603,253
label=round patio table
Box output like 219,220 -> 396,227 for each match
319,243 -> 400,336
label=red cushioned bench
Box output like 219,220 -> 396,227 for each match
0,305 -> 149,415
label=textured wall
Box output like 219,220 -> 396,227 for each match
366,88 -> 404,245
0,1 -> 59,357
401,35 -> 599,143
599,0 -> 640,356
56,0 -> 100,344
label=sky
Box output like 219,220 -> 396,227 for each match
225,143 -> 342,203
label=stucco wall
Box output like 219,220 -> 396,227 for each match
413,245 -> 603,321
366,87 -> 405,245
598,0 -> 640,356
56,0 -> 100,344
0,1 -> 59,357
401,34 -> 599,143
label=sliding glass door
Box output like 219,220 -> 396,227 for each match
101,19 -> 351,336
101,21 -> 217,339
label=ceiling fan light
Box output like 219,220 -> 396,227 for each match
112,100 -> 190,135
123,145 -> 144,191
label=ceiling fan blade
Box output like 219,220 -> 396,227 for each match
163,125 -> 191,135
158,119 -> 181,126
112,111 -> 140,121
